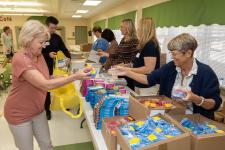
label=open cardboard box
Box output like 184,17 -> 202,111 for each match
102,116 -> 134,150
115,113 -> 191,150
80,43 -> 92,52
169,114 -> 225,150
128,95 -> 186,120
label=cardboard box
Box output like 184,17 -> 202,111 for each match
128,95 -> 186,120
102,116 -> 123,150
80,43 -> 92,52
116,113 -> 191,150
170,114 -> 225,150
102,116 -> 135,150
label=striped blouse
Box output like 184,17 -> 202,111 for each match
116,37 -> 139,64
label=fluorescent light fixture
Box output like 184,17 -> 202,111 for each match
0,8 -> 47,13
3,13 -> 44,16
72,15 -> 82,18
76,10 -> 88,14
83,0 -> 102,6
0,1 -> 43,6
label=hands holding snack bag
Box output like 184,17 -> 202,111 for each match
74,66 -> 93,80
172,88 -> 199,103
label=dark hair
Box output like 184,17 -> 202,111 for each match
45,16 -> 59,26
101,28 -> 115,42
92,26 -> 102,33
3,26 -> 10,32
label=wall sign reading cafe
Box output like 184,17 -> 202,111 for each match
0,16 -> 12,22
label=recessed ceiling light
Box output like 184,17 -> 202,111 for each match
0,1 -> 43,6
72,15 -> 82,18
83,0 -> 102,6
76,10 -> 88,14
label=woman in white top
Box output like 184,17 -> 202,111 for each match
1,26 -> 14,67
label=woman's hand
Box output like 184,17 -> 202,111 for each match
108,66 -> 131,76
73,67 -> 92,80
49,52 -> 57,59
183,90 -> 199,102
98,51 -> 109,57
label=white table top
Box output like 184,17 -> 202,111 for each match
75,81 -> 108,150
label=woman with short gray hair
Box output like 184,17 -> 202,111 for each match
111,33 -> 222,120
167,33 -> 198,54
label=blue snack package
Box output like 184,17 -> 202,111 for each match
172,89 -> 187,100
180,118 -> 224,135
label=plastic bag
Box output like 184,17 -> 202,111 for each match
49,51 -> 83,118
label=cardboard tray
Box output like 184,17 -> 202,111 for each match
115,113 -> 191,150
102,116 -> 126,150
128,95 -> 186,120
170,114 -> 225,150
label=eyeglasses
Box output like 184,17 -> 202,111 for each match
169,50 -> 184,57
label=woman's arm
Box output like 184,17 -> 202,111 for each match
98,51 -> 109,57
131,57 -> 156,74
22,68 -> 90,91
111,67 -> 148,85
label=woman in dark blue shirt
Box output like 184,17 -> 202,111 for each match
111,33 -> 222,119
131,18 -> 160,90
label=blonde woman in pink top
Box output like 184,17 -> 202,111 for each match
4,20 -> 91,150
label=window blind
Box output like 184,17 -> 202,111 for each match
142,0 -> 225,27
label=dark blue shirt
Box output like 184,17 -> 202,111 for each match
147,60 -> 222,119
132,41 -> 160,88
92,38 -> 109,64
133,41 -> 160,69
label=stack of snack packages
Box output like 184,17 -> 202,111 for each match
85,86 -> 104,103
180,118 -> 224,135
119,116 -> 182,150
86,81 -> 127,109
82,78 -> 103,97
94,95 -> 129,130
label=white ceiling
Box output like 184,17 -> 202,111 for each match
0,0 -> 127,18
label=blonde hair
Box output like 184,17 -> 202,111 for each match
19,20 -> 50,48
122,19 -> 137,41
137,18 -> 159,50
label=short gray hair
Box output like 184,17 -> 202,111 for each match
19,20 -> 50,48
167,33 -> 198,53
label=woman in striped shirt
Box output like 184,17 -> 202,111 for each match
116,19 -> 139,64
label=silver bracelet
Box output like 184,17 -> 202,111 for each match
197,96 -> 205,106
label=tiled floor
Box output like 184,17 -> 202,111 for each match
0,87 -> 91,150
